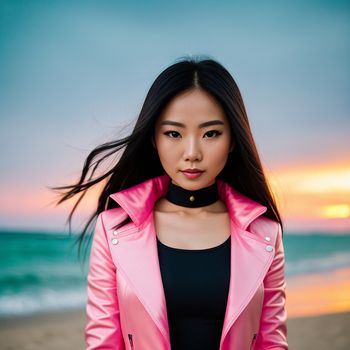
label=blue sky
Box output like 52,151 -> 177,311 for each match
0,0 -> 349,231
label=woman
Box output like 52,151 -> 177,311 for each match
53,56 -> 288,349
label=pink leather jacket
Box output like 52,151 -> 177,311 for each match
85,174 -> 288,349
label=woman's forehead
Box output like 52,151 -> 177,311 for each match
156,90 -> 227,126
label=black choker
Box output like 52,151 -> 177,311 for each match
165,181 -> 219,208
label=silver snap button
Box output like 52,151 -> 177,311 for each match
265,236 -> 271,242
113,230 -> 119,236
112,238 -> 119,245
265,245 -> 273,252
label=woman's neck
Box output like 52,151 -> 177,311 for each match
154,197 -> 227,216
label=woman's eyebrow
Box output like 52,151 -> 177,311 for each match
160,120 -> 224,128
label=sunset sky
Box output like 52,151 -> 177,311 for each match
0,0 -> 349,233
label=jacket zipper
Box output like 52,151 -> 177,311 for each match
128,333 -> 134,350
250,333 -> 257,350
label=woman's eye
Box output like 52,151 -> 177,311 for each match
204,130 -> 222,138
164,131 -> 180,138
163,130 -> 222,139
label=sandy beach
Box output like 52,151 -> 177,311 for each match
0,308 -> 349,350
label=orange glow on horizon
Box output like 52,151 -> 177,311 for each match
321,204 -> 350,219
0,177 -> 108,215
265,158 -> 350,231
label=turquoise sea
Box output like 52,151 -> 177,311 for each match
0,230 -> 350,318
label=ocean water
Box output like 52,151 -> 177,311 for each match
0,230 -> 89,318
0,230 -> 349,318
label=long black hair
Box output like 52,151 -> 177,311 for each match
50,55 -> 284,264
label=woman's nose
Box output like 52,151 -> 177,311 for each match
183,138 -> 202,161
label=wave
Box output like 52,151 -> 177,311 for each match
0,286 -> 86,317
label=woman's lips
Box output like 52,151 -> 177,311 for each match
181,170 -> 204,179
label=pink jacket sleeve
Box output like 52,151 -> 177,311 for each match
85,212 -> 125,349
255,223 -> 288,349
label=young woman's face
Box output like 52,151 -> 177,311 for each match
153,88 -> 234,190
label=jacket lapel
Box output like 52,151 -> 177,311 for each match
105,211 -> 171,345
219,221 -> 274,348
107,174 -> 273,348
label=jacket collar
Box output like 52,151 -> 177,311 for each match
109,174 -> 267,230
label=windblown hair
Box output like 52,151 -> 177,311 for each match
50,55 -> 284,264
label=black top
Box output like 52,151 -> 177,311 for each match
157,235 -> 231,350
